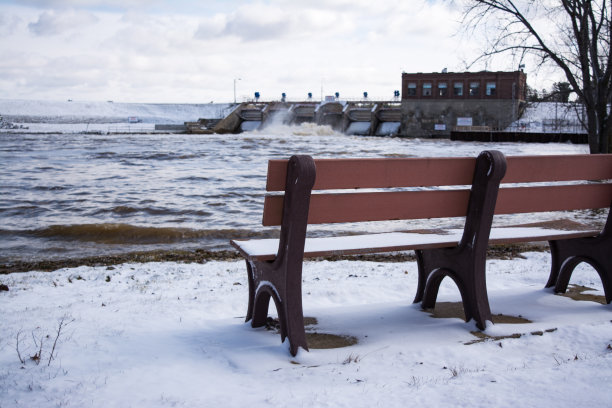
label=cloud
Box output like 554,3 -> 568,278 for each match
220,4 -> 294,42
102,13 -> 200,56
0,12 -> 23,35
2,0 -> 531,103
193,14 -> 226,40
193,0 -> 455,45
8,0 -> 159,11
28,9 -> 98,35
193,2 -> 357,43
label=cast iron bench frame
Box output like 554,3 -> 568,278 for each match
231,152 -> 612,355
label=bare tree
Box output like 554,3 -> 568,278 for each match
460,0 -> 611,153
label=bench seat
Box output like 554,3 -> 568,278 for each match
231,225 -> 600,261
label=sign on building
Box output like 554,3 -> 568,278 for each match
457,117 -> 473,126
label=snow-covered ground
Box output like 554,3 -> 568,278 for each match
1,253 -> 611,407
506,102 -> 586,133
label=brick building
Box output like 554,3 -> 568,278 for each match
401,71 -> 527,137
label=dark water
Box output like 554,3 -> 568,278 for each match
0,126 -> 587,262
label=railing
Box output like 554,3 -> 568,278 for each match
237,96 -> 401,104
504,122 -> 587,134
105,124 -> 156,133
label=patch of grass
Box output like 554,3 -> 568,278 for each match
465,328 -> 557,345
553,353 -> 586,366
343,353 -> 361,364
0,242 -> 552,274
425,301 -> 532,324
466,331 -> 522,345
443,365 -> 484,378
264,316 -> 358,350
314,243 -> 547,263
307,333 -> 358,350
559,284 -> 607,305
15,315 -> 74,367
0,249 -> 241,274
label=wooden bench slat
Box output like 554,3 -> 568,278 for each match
263,189 -> 471,226
495,183 -> 612,214
266,154 -> 612,192
266,157 -> 477,191
505,154 -> 612,183
263,182 -> 612,226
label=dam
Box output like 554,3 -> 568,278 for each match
185,100 -> 402,136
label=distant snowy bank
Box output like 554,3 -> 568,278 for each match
0,99 -> 232,125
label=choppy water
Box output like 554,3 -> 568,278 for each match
0,123 -> 588,262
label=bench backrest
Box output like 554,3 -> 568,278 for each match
497,154 -> 612,214
262,154 -> 612,227
263,156 -> 479,226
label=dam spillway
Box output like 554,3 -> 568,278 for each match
192,100 -> 402,136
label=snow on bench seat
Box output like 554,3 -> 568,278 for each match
231,226 -> 599,261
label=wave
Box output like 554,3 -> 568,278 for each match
91,152 -> 202,161
251,122 -> 341,137
0,224 -> 277,245
95,206 -> 214,217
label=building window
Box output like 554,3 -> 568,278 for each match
438,82 -> 448,97
486,82 -> 497,96
469,81 -> 480,96
423,82 -> 432,96
453,82 -> 463,96
407,82 -> 417,96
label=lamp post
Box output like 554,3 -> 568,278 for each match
233,78 -> 241,104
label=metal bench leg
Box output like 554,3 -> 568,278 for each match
548,204 -> 612,304
415,150 -> 506,331
546,240 -> 563,288
413,250 -> 426,303
245,259 -> 309,356
418,248 -> 491,330
243,155 -> 315,356
549,236 -> 612,304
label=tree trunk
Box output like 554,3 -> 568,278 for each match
587,109 -> 599,153
606,119 -> 612,154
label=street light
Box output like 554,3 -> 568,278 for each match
233,78 -> 241,104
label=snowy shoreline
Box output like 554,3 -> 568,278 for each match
1,252 -> 611,407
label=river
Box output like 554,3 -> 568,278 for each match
0,123 -> 588,263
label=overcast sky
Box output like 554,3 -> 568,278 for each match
0,0 -> 558,103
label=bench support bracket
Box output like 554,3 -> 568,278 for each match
548,203 -> 612,304
243,155 -> 315,356
413,150 -> 507,330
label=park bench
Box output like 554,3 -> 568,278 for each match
230,152 -> 612,355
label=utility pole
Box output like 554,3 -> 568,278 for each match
234,78 -> 241,104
